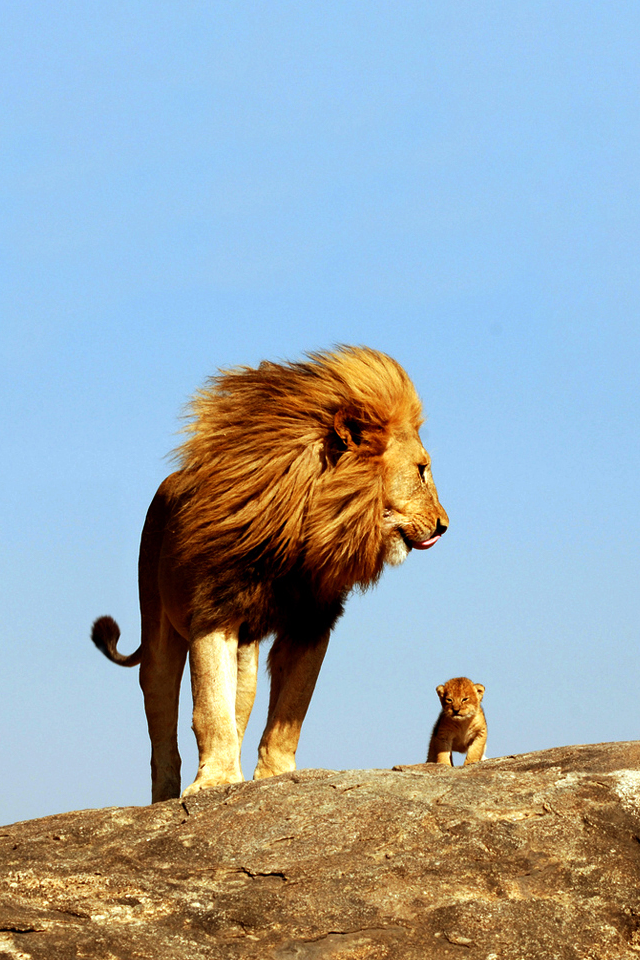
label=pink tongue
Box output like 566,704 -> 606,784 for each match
412,534 -> 441,550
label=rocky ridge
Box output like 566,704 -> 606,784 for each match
2,742 -> 640,959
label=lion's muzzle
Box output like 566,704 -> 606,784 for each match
408,517 -> 448,550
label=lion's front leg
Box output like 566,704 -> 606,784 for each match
254,631 -> 330,780
182,625 -> 244,796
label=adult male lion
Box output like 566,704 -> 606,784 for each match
92,346 -> 448,802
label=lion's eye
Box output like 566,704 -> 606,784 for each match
462,697 -> 468,702
418,464 -> 426,481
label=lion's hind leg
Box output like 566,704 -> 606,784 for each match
139,613 -> 188,803
182,624 -> 245,796
236,639 -> 259,753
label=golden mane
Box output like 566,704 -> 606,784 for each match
173,346 -> 424,600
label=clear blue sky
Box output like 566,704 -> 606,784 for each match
2,1 -> 639,826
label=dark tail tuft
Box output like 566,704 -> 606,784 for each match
91,615 -> 142,667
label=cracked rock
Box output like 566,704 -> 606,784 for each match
1,742 -> 640,958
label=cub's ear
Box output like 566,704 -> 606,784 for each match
474,684 -> 485,700
333,409 -> 362,451
436,684 -> 445,699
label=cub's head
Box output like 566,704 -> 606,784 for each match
436,677 -> 485,721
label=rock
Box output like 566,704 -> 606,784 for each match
2,743 -> 640,959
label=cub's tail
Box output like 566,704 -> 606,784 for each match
91,615 -> 142,667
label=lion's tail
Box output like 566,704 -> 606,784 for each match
91,615 -> 142,667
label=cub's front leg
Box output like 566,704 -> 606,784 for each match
463,726 -> 487,765
182,624 -> 244,796
426,730 -> 453,766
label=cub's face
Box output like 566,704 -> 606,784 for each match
436,677 -> 485,721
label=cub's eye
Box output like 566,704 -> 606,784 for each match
418,464 -> 427,481
462,697 -> 468,702
445,697 -> 453,703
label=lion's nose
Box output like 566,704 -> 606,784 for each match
434,518 -> 448,537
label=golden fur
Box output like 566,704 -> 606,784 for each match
427,677 -> 487,766
92,346 -> 449,801
173,345 -> 434,606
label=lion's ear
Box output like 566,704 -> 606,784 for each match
333,409 -> 387,458
436,684 -> 445,699
475,684 -> 485,701
333,409 -> 362,451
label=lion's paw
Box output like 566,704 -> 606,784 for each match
182,772 -> 243,797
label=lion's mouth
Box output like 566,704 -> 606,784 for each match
410,534 -> 442,551
402,532 -> 442,551
400,516 -> 448,552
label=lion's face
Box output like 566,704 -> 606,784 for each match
380,429 -> 449,566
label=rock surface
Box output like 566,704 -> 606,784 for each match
2,743 -> 640,959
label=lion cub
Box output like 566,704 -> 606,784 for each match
427,677 -> 487,766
